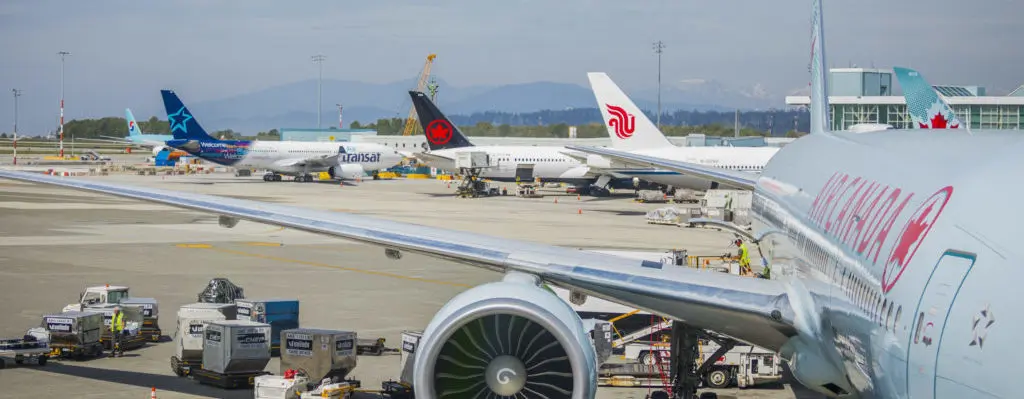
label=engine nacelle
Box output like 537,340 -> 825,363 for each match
329,164 -> 365,180
414,273 -> 598,399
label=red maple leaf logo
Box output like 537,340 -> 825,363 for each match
881,186 -> 953,293
919,113 -> 959,129
426,120 -> 453,146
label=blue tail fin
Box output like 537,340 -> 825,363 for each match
161,90 -> 216,141
893,67 -> 963,129
125,108 -> 143,137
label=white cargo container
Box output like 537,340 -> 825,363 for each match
202,320 -> 271,375
279,328 -> 357,382
172,302 -> 237,376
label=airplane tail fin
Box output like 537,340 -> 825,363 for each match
808,0 -> 831,135
588,72 -> 671,151
409,91 -> 473,151
893,67 -> 963,129
161,90 -> 216,141
125,108 -> 143,137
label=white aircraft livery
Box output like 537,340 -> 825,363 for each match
161,90 -> 404,182
0,1 -> 1017,398
585,72 -> 779,190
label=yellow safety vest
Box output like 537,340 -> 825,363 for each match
111,312 -> 124,333
738,243 -> 751,267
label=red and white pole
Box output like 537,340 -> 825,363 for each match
337,104 -> 343,129
59,99 -> 65,158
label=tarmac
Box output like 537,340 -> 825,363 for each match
0,170 -> 820,399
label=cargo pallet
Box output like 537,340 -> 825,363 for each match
0,341 -> 50,369
169,355 -> 200,377
49,342 -> 105,359
192,367 -> 270,389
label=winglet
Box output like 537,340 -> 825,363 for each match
587,72 -> 672,151
161,90 -> 216,141
125,108 -> 142,137
892,67 -> 963,129
808,0 -> 831,135
409,91 -> 474,151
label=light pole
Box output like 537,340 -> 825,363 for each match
336,104 -> 343,129
312,54 -> 326,130
652,41 -> 665,129
58,51 -> 70,158
12,89 -> 21,165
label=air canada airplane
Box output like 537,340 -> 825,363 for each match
160,90 -> 404,182
0,1 -> 1017,398
892,67 -> 964,130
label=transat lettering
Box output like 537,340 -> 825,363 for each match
339,153 -> 381,164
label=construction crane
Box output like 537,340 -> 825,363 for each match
402,53 -> 437,136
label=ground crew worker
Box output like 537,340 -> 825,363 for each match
735,239 -> 752,276
110,306 -> 125,357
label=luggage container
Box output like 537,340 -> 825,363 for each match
194,320 -> 271,389
41,311 -> 105,359
170,303 -> 236,377
87,304 -> 147,351
279,328 -> 357,382
235,298 -> 299,356
120,297 -> 162,342
399,330 -> 422,385
254,374 -> 309,399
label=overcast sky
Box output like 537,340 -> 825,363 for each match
0,0 -> 1021,131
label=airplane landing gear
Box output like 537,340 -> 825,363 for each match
262,173 -> 283,182
293,174 -> 314,183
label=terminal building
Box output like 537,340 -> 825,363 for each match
346,134 -> 794,151
279,128 -> 378,142
786,68 -> 1024,130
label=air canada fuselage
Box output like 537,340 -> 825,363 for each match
752,129 -> 1022,398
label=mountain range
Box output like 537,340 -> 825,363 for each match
187,77 -> 786,133
5,76 -> 788,135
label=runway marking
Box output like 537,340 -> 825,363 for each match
175,243 -> 213,248
177,243 -> 470,288
245,242 -> 283,247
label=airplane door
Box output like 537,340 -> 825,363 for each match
906,250 -> 976,398
515,164 -> 535,182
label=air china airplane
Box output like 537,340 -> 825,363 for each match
160,90 -> 404,182
579,72 -> 779,191
0,1 -> 1017,398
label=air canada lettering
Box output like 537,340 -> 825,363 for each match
807,171 -> 942,268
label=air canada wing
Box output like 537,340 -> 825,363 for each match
0,170 -> 796,351
566,145 -> 757,191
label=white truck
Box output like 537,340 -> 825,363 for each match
624,339 -> 781,389
62,285 -> 162,342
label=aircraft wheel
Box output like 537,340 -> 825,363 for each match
706,368 -> 730,389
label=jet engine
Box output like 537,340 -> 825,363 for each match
414,273 -> 598,399
329,164 -> 365,180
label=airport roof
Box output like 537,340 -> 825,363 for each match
829,68 -> 893,74
785,96 -> 1024,106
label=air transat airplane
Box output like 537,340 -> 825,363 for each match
582,72 -> 779,191
160,90 -> 403,182
0,1 -> 1016,398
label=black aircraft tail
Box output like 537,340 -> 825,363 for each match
409,91 -> 473,151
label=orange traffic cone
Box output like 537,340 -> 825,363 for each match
577,208 -> 582,215
150,387 -> 157,399
577,194 -> 581,201
554,198 -> 558,204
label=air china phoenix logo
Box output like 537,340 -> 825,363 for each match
882,186 -> 953,293
605,104 -> 635,139
426,119 -> 453,146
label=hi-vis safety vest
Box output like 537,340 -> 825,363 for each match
738,243 -> 751,267
111,312 -> 124,333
